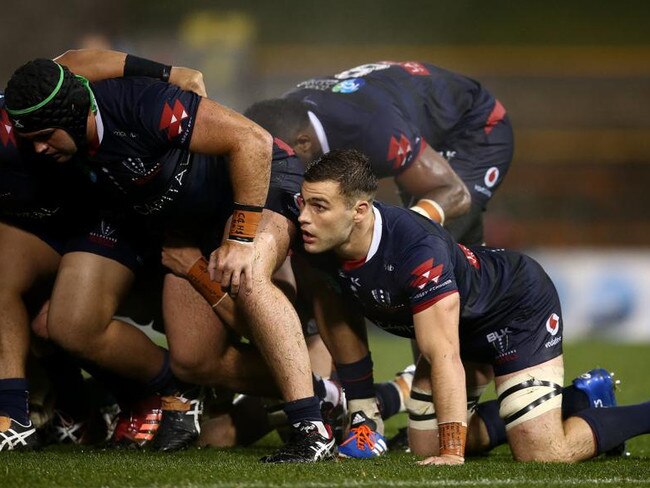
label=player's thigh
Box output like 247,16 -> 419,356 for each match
252,210 -> 295,276
48,251 -> 135,336
162,273 -> 233,365
495,355 -> 565,459
0,221 -> 60,291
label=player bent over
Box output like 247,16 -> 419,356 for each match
296,148 -> 650,464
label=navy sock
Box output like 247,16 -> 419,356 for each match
0,378 -> 30,425
561,384 -> 590,417
335,354 -> 375,401
375,382 -> 402,420
283,396 -> 322,425
575,402 -> 650,454
476,400 -> 506,450
145,348 -> 178,396
41,351 -> 89,420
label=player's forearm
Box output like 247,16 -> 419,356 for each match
429,351 -> 467,424
54,49 -> 127,81
228,129 -> 273,208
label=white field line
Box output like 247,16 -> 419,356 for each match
135,478 -> 650,488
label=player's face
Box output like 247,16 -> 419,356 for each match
20,128 -> 77,163
298,180 -> 356,254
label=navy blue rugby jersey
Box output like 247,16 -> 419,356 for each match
84,77 -> 213,217
317,201 -> 534,339
284,61 -> 503,177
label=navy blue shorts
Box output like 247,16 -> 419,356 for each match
438,114 -> 513,211
459,256 -> 564,376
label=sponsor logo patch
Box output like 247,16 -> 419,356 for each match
387,134 -> 412,170
0,110 -> 16,147
484,167 -> 500,188
159,100 -> 189,140
332,78 -> 365,94
409,258 -> 444,290
546,313 -> 560,336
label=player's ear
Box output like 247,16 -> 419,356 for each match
353,199 -> 372,222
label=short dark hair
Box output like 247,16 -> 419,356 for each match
305,149 -> 378,206
244,98 -> 310,143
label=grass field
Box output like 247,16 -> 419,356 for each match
2,333 -> 649,488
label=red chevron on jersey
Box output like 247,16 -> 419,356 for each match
1,110 -> 16,147
410,258 -> 444,290
387,134 -> 412,170
273,137 -> 296,156
458,244 -> 480,269
396,61 -> 431,76
159,100 -> 189,140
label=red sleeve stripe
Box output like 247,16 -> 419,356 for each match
484,99 -> 506,135
411,290 -> 458,314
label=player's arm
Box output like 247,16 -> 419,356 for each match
190,97 -> 273,295
53,49 -> 207,97
394,144 -> 471,225
413,292 -> 467,466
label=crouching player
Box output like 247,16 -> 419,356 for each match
296,148 -> 650,464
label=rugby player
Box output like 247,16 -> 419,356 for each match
4,58 -> 335,461
295,148 -> 650,464
0,54 -> 205,450
245,60 -> 513,246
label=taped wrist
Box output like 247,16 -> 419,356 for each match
410,199 -> 445,225
187,256 -> 226,309
228,203 -> 263,243
124,54 -> 171,82
438,421 -> 467,458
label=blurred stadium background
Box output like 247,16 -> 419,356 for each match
2,0 -> 649,342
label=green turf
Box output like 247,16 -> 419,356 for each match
2,336 -> 650,488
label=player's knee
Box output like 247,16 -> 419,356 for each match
169,349 -> 221,384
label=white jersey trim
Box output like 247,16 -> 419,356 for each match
307,111 -> 330,154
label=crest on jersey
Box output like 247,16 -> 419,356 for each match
546,313 -> 560,336
484,167 -> 500,188
371,289 -> 392,306
0,110 -> 16,147
159,100 -> 189,140
409,258 -> 444,290
387,134 -> 412,170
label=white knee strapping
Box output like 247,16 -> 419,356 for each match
407,384 -> 488,431
496,365 -> 563,430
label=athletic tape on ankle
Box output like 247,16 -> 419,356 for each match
497,365 -> 563,430
187,256 -> 226,309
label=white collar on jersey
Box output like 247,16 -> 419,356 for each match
365,205 -> 382,262
307,111 -> 330,154
94,105 -> 105,145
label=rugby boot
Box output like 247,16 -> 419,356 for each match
110,395 -> 162,449
260,421 -> 336,463
43,410 -> 86,445
573,368 -> 629,457
0,416 -> 40,451
339,411 -> 388,459
151,392 -> 203,451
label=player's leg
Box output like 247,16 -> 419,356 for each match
407,358 -> 493,457
46,251 -> 165,381
498,356 -> 650,462
0,221 -> 60,450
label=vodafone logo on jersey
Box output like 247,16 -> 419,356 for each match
410,258 -> 444,290
0,109 -> 16,147
159,100 -> 189,140
484,167 -> 499,188
387,134 -> 412,170
546,313 -> 560,336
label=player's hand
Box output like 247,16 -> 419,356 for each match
417,454 -> 465,466
208,240 -> 254,297
169,66 -> 207,97
161,244 -> 202,277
